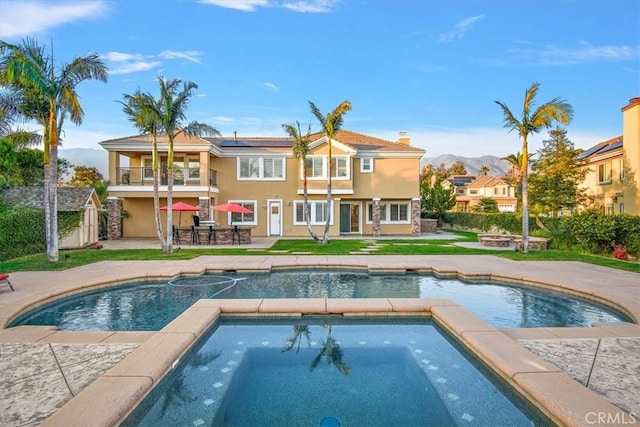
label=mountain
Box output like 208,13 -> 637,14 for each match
59,148 -> 109,178
421,154 -> 511,177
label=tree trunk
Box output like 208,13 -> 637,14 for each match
151,139 -> 166,251
166,168 -> 174,254
521,140 -> 530,253
303,174 -> 319,241
46,145 -> 60,261
322,140 -> 332,244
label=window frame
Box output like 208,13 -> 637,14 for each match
360,157 -> 373,173
330,155 -> 350,179
227,200 -> 257,226
366,201 -> 411,224
598,162 -> 612,184
237,157 -> 286,181
293,200 -> 334,225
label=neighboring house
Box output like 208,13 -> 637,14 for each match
99,130 -> 425,239
2,186 -> 102,249
444,175 -> 517,212
578,97 -> 640,215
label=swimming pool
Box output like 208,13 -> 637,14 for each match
12,270 -> 628,330
122,317 -> 550,426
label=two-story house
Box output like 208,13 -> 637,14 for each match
100,130 -> 425,239
443,175 -> 517,212
578,97 -> 639,215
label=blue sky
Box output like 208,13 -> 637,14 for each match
0,0 -> 638,158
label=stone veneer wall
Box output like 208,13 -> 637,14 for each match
412,198 -> 421,235
106,197 -> 122,240
372,199 -> 381,237
198,197 -> 210,221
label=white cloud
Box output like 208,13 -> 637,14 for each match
196,0 -> 335,12
438,14 -> 485,43
213,115 -> 235,123
101,50 -> 202,75
263,82 -> 279,92
158,50 -> 203,63
0,0 -> 107,38
282,1 -> 336,13
196,0 -> 269,12
508,41 -> 638,65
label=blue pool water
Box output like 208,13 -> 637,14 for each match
122,318 -> 549,427
12,270 -> 628,331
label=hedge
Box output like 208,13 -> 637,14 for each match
433,210 -> 640,258
0,208 -> 82,261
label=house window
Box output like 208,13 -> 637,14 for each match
263,158 -> 284,179
361,157 -> 373,173
187,157 -> 200,181
238,157 -> 285,180
174,160 -> 185,185
620,158 -> 625,182
143,158 -> 153,180
469,189 -> 478,195
598,162 -> 612,184
305,156 -> 325,179
366,202 -> 410,224
294,200 -> 332,225
229,201 -> 257,225
331,156 -> 349,178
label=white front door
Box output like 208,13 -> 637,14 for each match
268,201 -> 282,236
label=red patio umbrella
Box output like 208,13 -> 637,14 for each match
212,202 -> 254,213
160,201 -> 200,226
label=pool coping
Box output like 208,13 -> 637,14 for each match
1,255 -> 638,426
41,298 -> 628,427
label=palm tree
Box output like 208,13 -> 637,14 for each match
282,324 -> 312,353
479,165 -> 490,176
309,100 -> 352,244
310,324 -> 350,375
0,38 -> 107,261
282,121 -> 320,242
153,76 -> 219,254
495,82 -> 573,252
501,152 -> 524,184
119,89 -> 166,249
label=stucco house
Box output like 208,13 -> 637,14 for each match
2,186 -> 102,249
100,130 -> 425,239
578,97 -> 639,215
444,175 -> 517,213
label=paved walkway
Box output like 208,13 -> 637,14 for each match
0,251 -> 638,425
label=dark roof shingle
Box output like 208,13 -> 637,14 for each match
2,187 -> 96,211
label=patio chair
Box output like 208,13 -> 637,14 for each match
172,226 -> 180,243
232,225 -> 240,245
0,274 -> 14,291
207,226 -> 217,245
191,225 -> 200,245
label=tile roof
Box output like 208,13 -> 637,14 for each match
467,175 -> 508,188
208,130 -> 425,153
2,187 -> 97,211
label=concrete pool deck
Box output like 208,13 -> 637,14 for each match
0,254 -> 638,426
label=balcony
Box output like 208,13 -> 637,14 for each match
116,167 -> 217,186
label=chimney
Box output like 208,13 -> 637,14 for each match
396,131 -> 410,145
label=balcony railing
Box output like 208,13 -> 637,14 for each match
116,167 -> 217,186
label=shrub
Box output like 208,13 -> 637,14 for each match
0,207 -> 82,260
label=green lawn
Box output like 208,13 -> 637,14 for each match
1,230 -> 638,273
